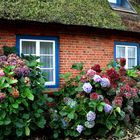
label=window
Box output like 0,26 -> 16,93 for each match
108,0 -> 136,13
115,42 -> 139,69
16,35 -> 59,88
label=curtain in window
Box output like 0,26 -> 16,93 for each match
128,47 -> 136,68
40,42 -> 54,82
22,41 -> 36,54
117,47 -> 125,58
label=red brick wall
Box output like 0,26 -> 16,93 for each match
0,21 -> 140,86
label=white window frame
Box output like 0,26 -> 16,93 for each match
116,45 -> 137,69
19,39 -> 56,86
108,0 -> 117,4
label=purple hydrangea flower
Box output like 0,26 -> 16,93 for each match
100,78 -> 110,87
86,111 -> 96,122
63,97 -> 77,108
83,83 -> 92,93
93,74 -> 102,82
104,104 -> 112,113
76,125 -> 84,134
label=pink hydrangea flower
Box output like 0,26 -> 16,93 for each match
86,69 -> 96,77
0,69 -> 5,77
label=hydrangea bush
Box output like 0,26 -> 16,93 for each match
49,59 -> 140,139
0,54 -> 49,139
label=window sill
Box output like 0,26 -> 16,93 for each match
42,88 -> 59,96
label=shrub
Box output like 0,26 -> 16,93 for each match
49,59 -> 140,139
0,54 -> 49,139
3,46 -> 17,56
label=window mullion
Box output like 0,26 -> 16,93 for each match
53,41 -> 56,84
36,41 -> 40,62
135,46 -> 137,66
126,46 -> 128,69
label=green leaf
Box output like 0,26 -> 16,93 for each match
106,121 -> 112,130
75,82 -> 83,92
60,72 -> 72,82
15,121 -> 24,128
4,118 -> 11,125
12,103 -> 19,109
72,63 -> 83,70
59,111 -> 68,116
25,126 -> 30,136
22,114 -> 30,120
53,132 -> 58,139
47,97 -> 54,103
6,77 -> 18,84
16,129 -> 23,137
36,118 -> 46,128
68,112 -> 75,119
0,121 -> 4,125
97,105 -> 103,112
0,111 -> 6,119
27,92 -> 34,101
89,101 -> 97,108
116,107 -> 121,114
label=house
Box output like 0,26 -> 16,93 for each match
0,0 -> 140,89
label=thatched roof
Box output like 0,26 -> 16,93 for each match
0,0 -> 140,32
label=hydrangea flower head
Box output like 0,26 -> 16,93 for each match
104,104 -> 112,113
120,58 -> 126,67
100,78 -> 110,87
93,74 -> 102,83
0,69 -> 5,77
91,64 -> 102,73
113,96 -> 123,107
86,69 -> 96,77
90,92 -> 99,100
85,121 -> 95,128
83,83 -> 92,93
0,93 -> 6,102
86,111 -> 96,122
63,97 -> 77,108
76,125 -> 84,134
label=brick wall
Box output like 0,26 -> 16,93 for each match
0,21 -> 140,86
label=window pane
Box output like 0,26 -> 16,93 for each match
128,58 -> 136,68
128,47 -> 135,58
42,69 -> 54,82
22,41 -> 36,54
40,42 -> 53,54
117,47 -> 125,58
108,0 -> 117,3
40,56 -> 53,68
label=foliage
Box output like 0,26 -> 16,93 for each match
3,46 -> 17,56
49,58 -> 140,139
0,54 -> 49,139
